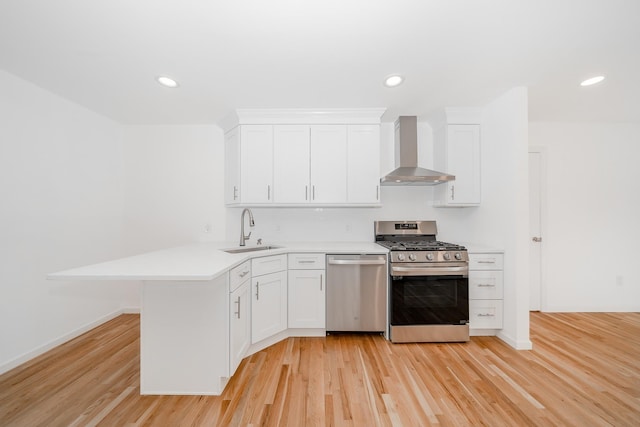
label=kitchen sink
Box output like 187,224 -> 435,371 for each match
223,245 -> 281,254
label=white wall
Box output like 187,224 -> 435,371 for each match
529,122 -> 640,311
0,71 -> 138,373
121,125 -> 226,255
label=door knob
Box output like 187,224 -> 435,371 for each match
532,237 -> 542,242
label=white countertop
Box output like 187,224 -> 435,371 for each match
47,241 -> 389,282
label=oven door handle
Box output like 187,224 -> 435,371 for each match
327,259 -> 387,266
391,265 -> 468,276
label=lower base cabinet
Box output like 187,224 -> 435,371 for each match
288,269 -> 325,328
251,270 -> 287,343
229,280 -> 250,375
468,251 -> 504,330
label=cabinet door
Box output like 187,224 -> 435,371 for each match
347,125 -> 380,203
310,125 -> 347,203
443,124 -> 481,206
224,128 -> 241,205
240,125 -> 273,203
251,271 -> 287,343
288,270 -> 325,328
229,279 -> 250,375
273,125 -> 310,203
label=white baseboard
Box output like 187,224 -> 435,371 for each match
497,330 -> 533,350
0,306 -> 140,375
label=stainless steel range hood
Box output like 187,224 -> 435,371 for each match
380,116 -> 454,186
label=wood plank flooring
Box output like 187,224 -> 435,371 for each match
1,312 -> 638,426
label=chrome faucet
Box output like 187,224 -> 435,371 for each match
239,208 -> 255,246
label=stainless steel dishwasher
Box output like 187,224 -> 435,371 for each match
326,254 -> 388,332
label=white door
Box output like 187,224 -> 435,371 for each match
273,125 -> 310,203
310,125 -> 347,203
251,271 -> 287,343
347,125 -> 380,203
529,150 -> 544,311
288,270 -> 325,328
229,280 -> 250,375
240,125 -> 273,203
224,128 -> 240,205
446,124 -> 481,205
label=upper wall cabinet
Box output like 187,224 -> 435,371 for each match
220,109 -> 385,207
431,108 -> 481,207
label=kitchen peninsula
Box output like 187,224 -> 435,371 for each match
48,241 -> 388,395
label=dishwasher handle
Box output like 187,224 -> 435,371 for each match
327,259 -> 386,266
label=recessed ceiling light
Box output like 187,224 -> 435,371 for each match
156,76 -> 179,88
580,76 -> 605,86
384,74 -> 404,88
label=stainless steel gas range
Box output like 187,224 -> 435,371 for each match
375,220 -> 470,343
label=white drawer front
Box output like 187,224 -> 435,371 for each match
252,254 -> 287,277
469,253 -> 504,270
288,253 -> 326,270
469,300 -> 503,329
229,261 -> 251,292
469,271 -> 504,299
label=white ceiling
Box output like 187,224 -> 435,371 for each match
1,0 -> 638,125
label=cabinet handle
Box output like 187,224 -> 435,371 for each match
235,297 -> 241,318
298,260 -> 315,264
239,270 -> 249,278
255,282 -> 259,300
233,186 -> 238,200
477,313 -> 495,317
451,185 -> 455,201
267,185 -> 271,200
477,260 -> 496,264
477,284 -> 495,287
320,273 -> 323,291
305,185 -> 308,201
376,185 -> 379,201
312,185 -> 316,200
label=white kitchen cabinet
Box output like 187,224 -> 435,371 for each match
288,253 -> 326,328
434,124 -> 481,207
468,252 -> 504,330
240,125 -> 273,204
251,255 -> 287,344
347,125 -> 381,203
224,127 -> 241,205
229,279 -> 250,376
223,124 -> 275,205
310,125 -> 347,204
273,125 -> 310,203
222,108 -> 384,207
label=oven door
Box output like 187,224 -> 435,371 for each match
390,271 -> 469,326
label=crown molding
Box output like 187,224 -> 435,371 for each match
218,108 -> 386,133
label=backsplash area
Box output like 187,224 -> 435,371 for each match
224,186 -> 480,244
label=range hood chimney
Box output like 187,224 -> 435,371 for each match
380,116 -> 454,186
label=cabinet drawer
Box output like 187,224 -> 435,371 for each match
229,261 -> 251,293
288,253 -> 325,270
252,254 -> 287,277
469,253 -> 504,270
469,300 -> 503,329
469,271 -> 503,299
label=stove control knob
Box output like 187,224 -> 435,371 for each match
397,254 -> 406,261
426,253 -> 434,261
408,253 -> 417,261
454,252 -> 462,260
443,252 -> 451,260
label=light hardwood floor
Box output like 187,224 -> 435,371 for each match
1,312 -> 638,426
